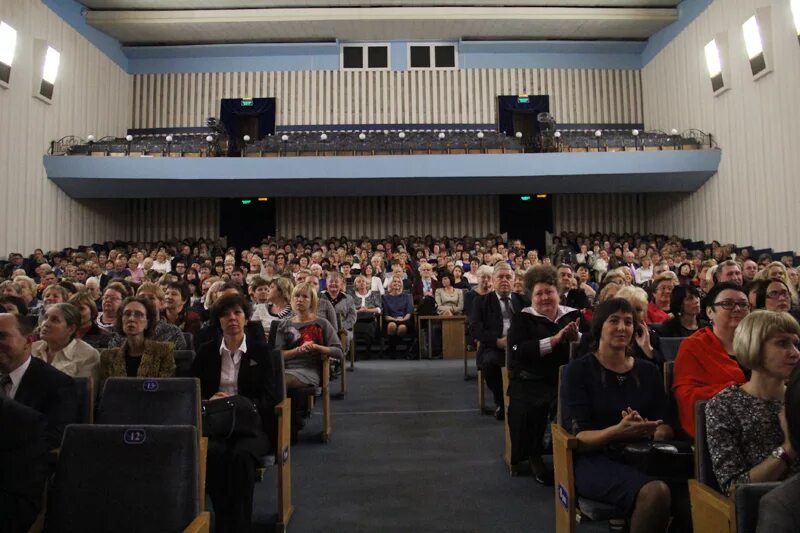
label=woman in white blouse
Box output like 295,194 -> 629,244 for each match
31,302 -> 100,381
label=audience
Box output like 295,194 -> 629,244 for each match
3,231 -> 800,529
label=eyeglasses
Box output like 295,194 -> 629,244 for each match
767,290 -> 791,300
122,310 -> 146,319
712,300 -> 751,311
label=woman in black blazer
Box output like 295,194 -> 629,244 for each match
192,293 -> 279,533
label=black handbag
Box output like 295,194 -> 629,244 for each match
202,395 -> 262,439
619,440 -> 695,482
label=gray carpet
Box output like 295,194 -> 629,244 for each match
253,360 -> 606,532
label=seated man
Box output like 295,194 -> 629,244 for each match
469,263 -> 529,420
0,397 -> 49,533
0,314 -> 77,449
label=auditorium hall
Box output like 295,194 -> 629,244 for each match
2,0 -> 800,532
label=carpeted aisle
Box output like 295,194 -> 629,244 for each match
253,359 -> 604,532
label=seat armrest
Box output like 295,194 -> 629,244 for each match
183,512 -> 211,533
552,423 -> 579,450
688,479 -> 735,533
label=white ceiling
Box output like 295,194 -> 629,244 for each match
85,6 -> 677,45
81,1 -> 680,8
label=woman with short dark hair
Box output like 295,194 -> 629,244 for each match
561,298 -> 677,532
192,292 -> 280,533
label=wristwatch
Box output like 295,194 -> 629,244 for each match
772,446 -> 792,466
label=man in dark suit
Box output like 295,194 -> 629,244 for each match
757,367 -> 800,532
0,397 -> 49,533
191,294 -> 280,533
0,314 -> 77,449
469,263 -> 529,420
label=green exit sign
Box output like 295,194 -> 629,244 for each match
517,96 -> 529,104
241,99 -> 254,107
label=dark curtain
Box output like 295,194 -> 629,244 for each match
496,95 -> 550,136
219,98 -> 276,155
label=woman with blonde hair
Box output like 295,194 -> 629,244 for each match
706,311 -> 800,494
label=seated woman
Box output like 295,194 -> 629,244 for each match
452,265 -> 470,290
162,281 -> 203,339
754,279 -> 794,314
98,296 -> 176,391
507,265 -> 585,484
192,293 -> 279,533
274,282 -> 342,388
68,291 -> 109,349
706,311 -> 800,494
673,282 -> 750,437
434,273 -> 464,316
381,276 -> 414,359
647,273 -> 677,325
351,275 -> 382,354
653,285 -> 708,338
251,276 -> 294,339
31,303 -> 100,381
96,282 -> 129,336
561,298 -> 676,532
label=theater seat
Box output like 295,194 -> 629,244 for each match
43,425 -> 209,532
73,377 -> 93,424
174,350 -> 196,377
96,377 -> 201,428
660,337 -> 683,362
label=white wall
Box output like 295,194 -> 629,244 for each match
0,0 -> 132,257
276,196 -> 499,239
643,0 -> 800,252
132,68 -> 643,128
553,193 -> 649,236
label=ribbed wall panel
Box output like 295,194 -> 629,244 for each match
0,0 -> 132,256
643,0 -> 800,252
553,194 -> 649,235
124,199 -> 221,242
132,68 -> 642,128
275,196 -> 499,239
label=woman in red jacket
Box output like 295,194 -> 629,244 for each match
673,282 -> 750,437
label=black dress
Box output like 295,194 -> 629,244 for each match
561,354 -> 668,513
506,306 -> 585,464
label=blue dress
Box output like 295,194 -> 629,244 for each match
560,354 -> 669,513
